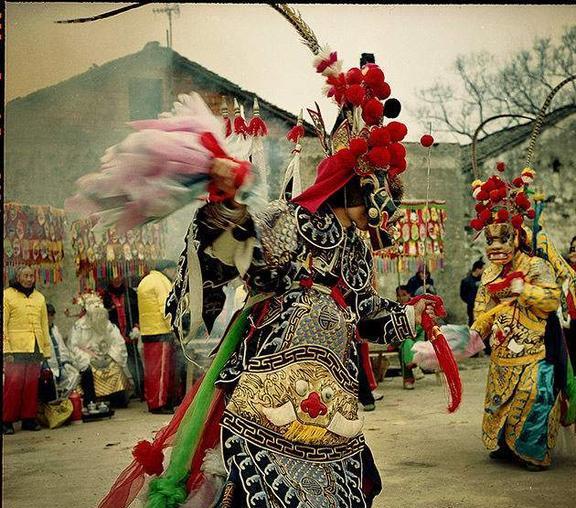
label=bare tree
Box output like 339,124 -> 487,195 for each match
414,25 -> 576,143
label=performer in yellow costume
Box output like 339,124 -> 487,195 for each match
469,165 -> 566,471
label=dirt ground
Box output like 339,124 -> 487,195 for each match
3,358 -> 575,508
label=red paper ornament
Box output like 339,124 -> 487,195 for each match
346,67 -> 364,85
475,203 -> 486,213
496,161 -> 506,172
345,84 -> 366,106
349,137 -> 368,157
496,209 -> 509,221
526,208 -> 536,219
420,134 -> 434,147
512,177 -> 524,188
368,127 -> 391,147
367,146 -> 391,168
387,121 -> 408,142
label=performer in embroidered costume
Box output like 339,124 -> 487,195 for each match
67,6 -> 463,508
467,160 -> 576,470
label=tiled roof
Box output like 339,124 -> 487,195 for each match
460,104 -> 576,177
8,41 -> 316,135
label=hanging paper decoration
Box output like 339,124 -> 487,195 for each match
373,199 -> 447,274
3,202 -> 66,286
70,218 -> 166,289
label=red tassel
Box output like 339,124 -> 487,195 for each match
409,294 -> 462,413
233,116 -> 247,135
224,117 -> 232,138
430,328 -> 462,413
286,124 -> 305,143
247,116 -> 268,137
132,440 -> 164,476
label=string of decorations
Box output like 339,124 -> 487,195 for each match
3,202 -> 66,286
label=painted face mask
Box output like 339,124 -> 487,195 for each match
485,223 -> 516,265
12,239 -> 21,259
16,220 -> 25,240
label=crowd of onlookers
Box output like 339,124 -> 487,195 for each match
2,260 -> 186,435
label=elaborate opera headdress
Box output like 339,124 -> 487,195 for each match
273,5 -> 408,249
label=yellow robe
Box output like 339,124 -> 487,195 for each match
472,252 -> 561,465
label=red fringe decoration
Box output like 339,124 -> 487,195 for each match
224,117 -> 232,138
247,116 -> 268,137
233,116 -> 247,135
286,124 -> 305,143
132,441 -> 164,476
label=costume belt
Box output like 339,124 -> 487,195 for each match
490,351 -> 546,367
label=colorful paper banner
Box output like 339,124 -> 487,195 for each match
70,218 -> 166,289
3,202 -> 66,286
374,200 -> 447,274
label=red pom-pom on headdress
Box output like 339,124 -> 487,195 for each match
349,137 -> 368,157
345,84 -> 366,106
362,98 -> 384,126
387,121 -> 408,142
363,66 -> 385,89
368,127 -> 391,147
367,147 -> 391,168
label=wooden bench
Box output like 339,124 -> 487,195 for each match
368,344 -> 401,382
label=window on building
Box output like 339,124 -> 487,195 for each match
128,78 -> 163,120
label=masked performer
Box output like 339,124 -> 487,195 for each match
468,162 -> 576,470
68,291 -> 131,408
68,7 -> 462,508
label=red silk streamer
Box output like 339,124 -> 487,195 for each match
185,388 -> 227,494
97,376 -> 204,508
291,155 -> 355,213
200,132 -> 251,203
487,270 -> 525,294
408,294 -> 462,413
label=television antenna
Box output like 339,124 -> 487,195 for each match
153,3 -> 180,49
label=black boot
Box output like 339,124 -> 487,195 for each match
21,419 -> 42,431
489,447 -> 513,461
3,423 -> 15,435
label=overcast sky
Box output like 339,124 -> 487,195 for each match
6,3 -> 576,142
